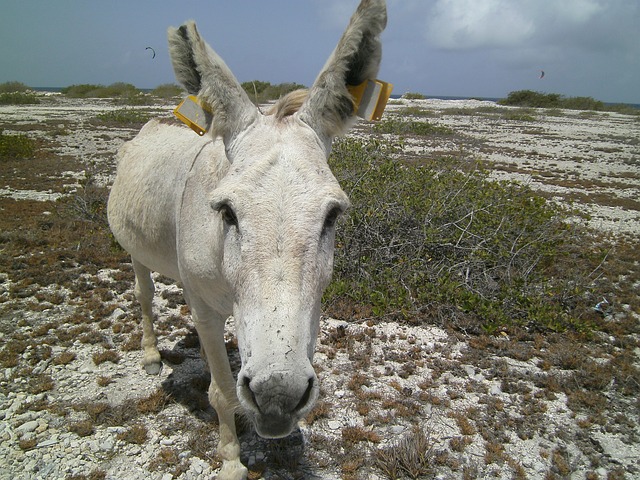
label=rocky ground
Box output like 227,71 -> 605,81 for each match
0,94 -> 638,479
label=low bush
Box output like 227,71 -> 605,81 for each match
402,92 -> 426,100
91,108 -> 151,127
325,137 -> 603,333
62,83 -> 138,98
61,84 -> 104,97
62,83 -> 151,105
498,90 -> 636,114
151,83 -> 184,99
0,92 -> 40,105
0,81 -> 31,93
0,130 -> 36,160
241,80 -> 306,103
499,90 -> 563,109
373,118 -> 453,136
501,109 -> 537,122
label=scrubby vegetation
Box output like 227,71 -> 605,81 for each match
61,83 -> 138,98
61,83 -> 151,105
0,81 -> 31,93
0,92 -> 41,105
325,137 -> 613,334
500,90 -> 639,114
0,130 -> 36,160
150,83 -> 184,99
373,118 -> 453,136
91,108 -> 152,127
0,82 -> 39,105
402,92 -> 426,100
240,80 -> 306,103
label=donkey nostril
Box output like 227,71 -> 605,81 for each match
294,377 -> 315,413
241,375 -> 261,413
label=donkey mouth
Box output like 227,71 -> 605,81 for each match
238,369 -> 319,438
243,387 -> 317,439
253,413 -> 300,439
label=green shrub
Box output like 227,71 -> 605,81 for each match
499,90 -> 634,114
241,80 -> 306,103
62,82 -> 149,104
61,84 -> 105,97
151,83 -> 184,99
402,92 -> 426,100
401,106 -> 436,117
373,118 -> 453,136
500,90 -> 562,108
0,81 -> 31,93
91,108 -> 151,126
325,137 -> 599,333
0,130 -> 36,160
0,92 -> 40,105
561,96 -> 604,111
501,109 -> 537,122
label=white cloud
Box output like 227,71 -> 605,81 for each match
427,0 -> 535,49
420,0 -> 610,51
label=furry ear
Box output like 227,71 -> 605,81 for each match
297,0 -> 386,139
168,21 -> 257,145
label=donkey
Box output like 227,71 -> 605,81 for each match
107,1 -> 386,478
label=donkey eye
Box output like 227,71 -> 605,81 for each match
219,204 -> 238,228
322,206 -> 342,234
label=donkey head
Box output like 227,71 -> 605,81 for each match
168,0 -> 386,438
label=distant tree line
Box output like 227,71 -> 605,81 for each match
240,80 -> 306,104
0,80 -> 307,105
500,90 -> 638,114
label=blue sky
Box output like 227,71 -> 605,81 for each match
1,0 -> 639,104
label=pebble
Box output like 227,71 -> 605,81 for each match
328,420 -> 341,430
37,438 -> 59,448
100,438 -> 115,451
489,384 -> 502,395
16,420 -> 39,434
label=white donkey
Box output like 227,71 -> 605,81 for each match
107,0 -> 386,478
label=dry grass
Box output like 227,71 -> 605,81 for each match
375,427 -> 434,479
117,424 -> 148,444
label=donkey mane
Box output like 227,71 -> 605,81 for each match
266,89 -> 310,120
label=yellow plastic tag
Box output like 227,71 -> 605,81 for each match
174,95 -> 212,136
347,79 -> 393,121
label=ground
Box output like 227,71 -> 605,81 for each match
0,94 -> 638,479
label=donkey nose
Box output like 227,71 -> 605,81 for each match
240,372 -> 316,414
238,369 -> 317,437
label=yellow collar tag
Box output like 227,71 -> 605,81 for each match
347,79 -> 393,121
174,95 -> 212,136
175,80 -> 392,134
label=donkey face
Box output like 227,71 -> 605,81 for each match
211,117 -> 349,436
168,0 -> 386,439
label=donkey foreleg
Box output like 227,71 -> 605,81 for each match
191,300 -> 247,480
132,260 -> 162,375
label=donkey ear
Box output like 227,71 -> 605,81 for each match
298,0 -> 387,140
168,21 -> 258,145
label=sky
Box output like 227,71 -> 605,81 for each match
1,0 -> 639,104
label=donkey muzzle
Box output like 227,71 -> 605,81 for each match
237,365 -> 319,438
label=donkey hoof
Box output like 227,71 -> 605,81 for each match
217,460 -> 248,480
144,362 -> 163,375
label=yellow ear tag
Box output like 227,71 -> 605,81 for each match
173,95 -> 212,136
347,79 -> 394,121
